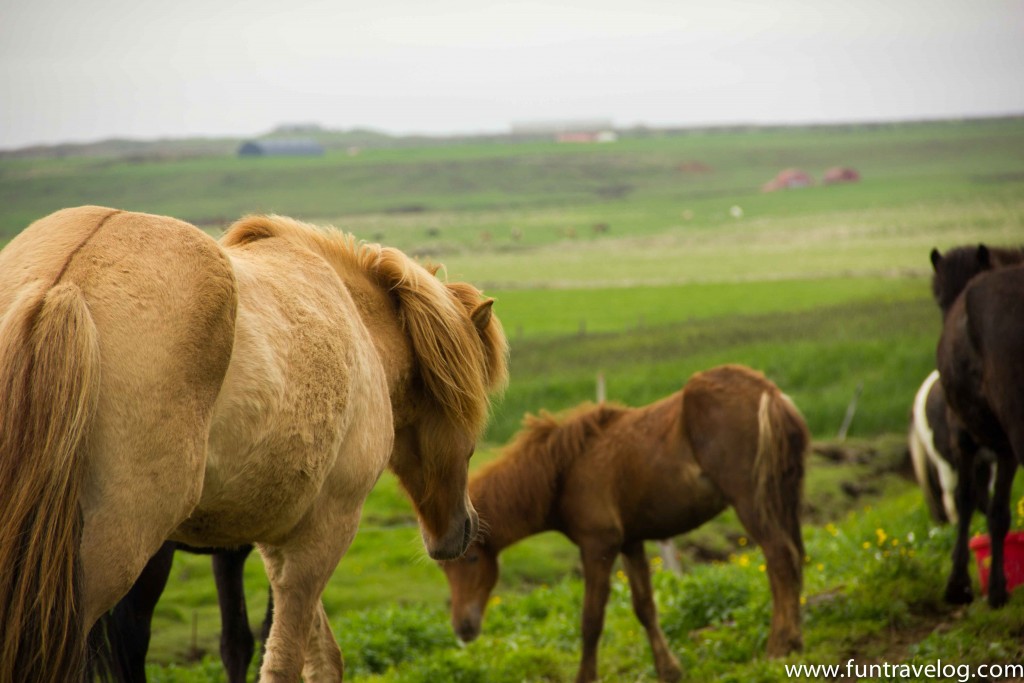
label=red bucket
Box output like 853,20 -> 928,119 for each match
969,531 -> 1024,594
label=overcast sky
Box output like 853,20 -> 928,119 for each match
1,0 -> 1022,149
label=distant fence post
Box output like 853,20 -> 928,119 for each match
658,541 -> 682,575
837,381 -> 863,441
595,373 -> 606,403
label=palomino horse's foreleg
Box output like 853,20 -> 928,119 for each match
302,602 -> 342,681
576,543 -> 617,683
258,511 -> 360,682
983,455 -> 1017,608
620,542 -> 681,683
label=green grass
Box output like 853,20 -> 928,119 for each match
4,118 -> 1024,680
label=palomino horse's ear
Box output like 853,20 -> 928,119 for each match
470,299 -> 494,332
930,248 -> 942,271
977,244 -> 990,268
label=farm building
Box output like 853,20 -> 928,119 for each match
510,120 -> 617,143
823,166 -> 861,184
237,138 -> 325,157
762,168 -> 814,192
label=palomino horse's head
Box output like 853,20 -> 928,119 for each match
440,540 -> 499,641
385,277 -> 508,561
219,216 -> 508,561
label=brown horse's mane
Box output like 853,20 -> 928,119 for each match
222,215 -> 508,436
472,402 -> 625,544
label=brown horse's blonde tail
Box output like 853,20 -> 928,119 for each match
754,391 -> 809,570
0,282 -> 101,683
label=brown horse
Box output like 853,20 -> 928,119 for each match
441,364 -> 808,683
931,244 -> 1024,607
0,207 -> 508,682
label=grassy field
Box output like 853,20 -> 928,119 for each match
2,118 -> 1024,680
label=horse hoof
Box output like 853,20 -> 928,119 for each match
660,666 -> 683,683
943,583 -> 973,605
988,588 -> 1009,609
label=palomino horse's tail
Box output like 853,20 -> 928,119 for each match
0,282 -> 101,683
754,391 -> 809,569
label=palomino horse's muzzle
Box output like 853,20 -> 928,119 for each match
423,505 -> 479,561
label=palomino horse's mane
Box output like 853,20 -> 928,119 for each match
222,215 -> 508,436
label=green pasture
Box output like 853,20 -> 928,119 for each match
2,118 -> 1023,679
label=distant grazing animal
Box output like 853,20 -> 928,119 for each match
930,244 -> 1024,607
441,365 -> 808,683
89,543 -> 272,683
0,207 -> 508,682
907,370 -> 993,525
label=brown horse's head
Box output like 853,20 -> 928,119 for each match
440,540 -> 499,641
931,244 -> 1024,316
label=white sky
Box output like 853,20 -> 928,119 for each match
1,0 -> 1023,149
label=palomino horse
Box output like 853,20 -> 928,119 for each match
0,206 -> 508,682
441,364 -> 808,683
89,542 -> 272,683
907,370 -> 993,525
931,244 -> 1023,607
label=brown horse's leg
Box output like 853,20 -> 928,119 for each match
620,542 -> 681,683
732,502 -> 803,656
577,543 -> 617,683
984,454 -> 1017,608
945,427 -> 980,604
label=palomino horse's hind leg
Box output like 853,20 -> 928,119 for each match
620,541 -> 682,683
79,437 -> 208,629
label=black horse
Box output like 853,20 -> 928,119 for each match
930,244 -> 1024,607
89,543 -> 272,683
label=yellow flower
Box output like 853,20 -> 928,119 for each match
738,554 -> 750,567
758,564 -> 766,572
738,536 -> 748,547
489,595 -> 502,607
875,528 -> 888,546
825,523 -> 838,536
816,563 -> 824,572
862,541 -> 871,550
800,596 -> 807,605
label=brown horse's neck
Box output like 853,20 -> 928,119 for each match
470,449 -> 562,552
471,404 -> 624,552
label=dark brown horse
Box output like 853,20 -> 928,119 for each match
441,365 -> 808,683
931,244 -> 1024,607
88,543 -> 271,683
